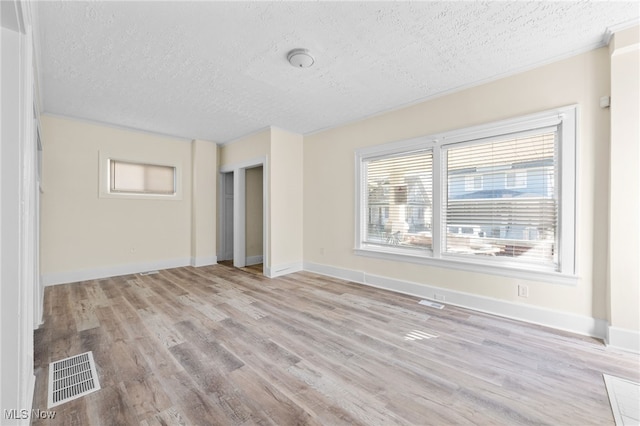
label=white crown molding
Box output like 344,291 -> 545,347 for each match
603,18 -> 640,45
217,126 -> 272,147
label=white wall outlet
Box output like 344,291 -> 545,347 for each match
518,284 -> 529,298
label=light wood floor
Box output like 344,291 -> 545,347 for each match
32,265 -> 639,425
217,260 -> 263,276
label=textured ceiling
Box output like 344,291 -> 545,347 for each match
36,1 -> 639,143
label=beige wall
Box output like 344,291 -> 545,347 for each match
41,115 -> 218,283
304,47 -> 612,320
39,38 -> 637,346
191,139 -> 218,266
270,127 -> 304,268
609,26 -> 640,338
219,127 -> 303,275
220,129 -> 270,167
219,129 -> 270,267
246,166 -> 263,259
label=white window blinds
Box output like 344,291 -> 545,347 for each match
444,131 -> 558,268
110,160 -> 176,195
364,150 -> 433,250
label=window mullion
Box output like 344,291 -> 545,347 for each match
432,141 -> 443,258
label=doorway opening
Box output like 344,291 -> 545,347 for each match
219,161 -> 266,276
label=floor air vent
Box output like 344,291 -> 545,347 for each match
48,351 -> 101,408
419,299 -> 444,309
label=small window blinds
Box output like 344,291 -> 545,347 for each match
110,160 -> 176,195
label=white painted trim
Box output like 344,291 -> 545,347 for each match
246,255 -> 263,266
262,160 -> 270,276
606,326 -> 640,354
220,156 -> 266,173
42,258 -> 192,286
603,18 -> 640,45
233,168 -> 246,268
219,156 -> 268,276
265,262 -> 303,278
218,126 -> 302,147
2,15 -> 41,421
303,261 -> 607,340
218,171 -> 233,262
217,126 -> 271,147
303,261 -> 366,283
191,256 -> 217,267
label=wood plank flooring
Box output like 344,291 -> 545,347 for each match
32,265 -> 640,425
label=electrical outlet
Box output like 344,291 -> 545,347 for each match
518,284 -> 529,298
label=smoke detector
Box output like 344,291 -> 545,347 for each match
287,48 -> 314,68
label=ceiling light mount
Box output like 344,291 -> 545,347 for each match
287,48 -> 314,68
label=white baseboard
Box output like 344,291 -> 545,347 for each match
191,255 -> 217,267
607,326 -> 640,354
303,261 -> 608,341
42,258 -> 192,286
265,261 -> 303,278
303,262 -> 366,283
246,255 -> 263,266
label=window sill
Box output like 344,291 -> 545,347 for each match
353,246 -> 578,286
98,191 -> 181,201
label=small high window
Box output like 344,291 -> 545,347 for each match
109,160 -> 176,195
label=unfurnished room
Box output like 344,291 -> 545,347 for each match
1,1 -> 639,425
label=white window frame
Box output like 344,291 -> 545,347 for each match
355,105 -> 578,285
98,151 -> 183,200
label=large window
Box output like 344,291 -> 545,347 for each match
355,106 -> 577,283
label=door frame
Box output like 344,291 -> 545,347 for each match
218,171 -> 234,262
219,156 -> 268,272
